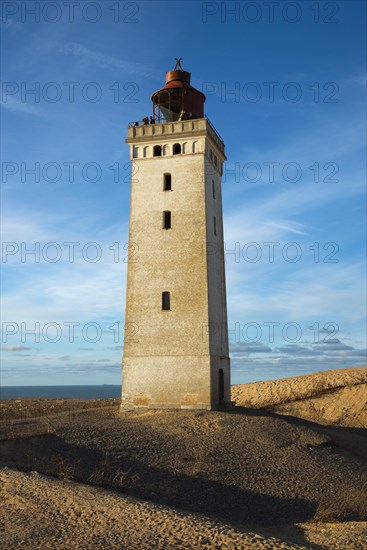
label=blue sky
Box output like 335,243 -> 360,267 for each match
1,0 -> 366,386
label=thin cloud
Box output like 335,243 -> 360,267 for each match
1,96 -> 42,116
57,42 -> 154,77
287,72 -> 310,80
230,342 -> 272,354
276,345 -> 319,356
1,345 -> 33,351
264,221 -> 308,236
0,18 -> 23,31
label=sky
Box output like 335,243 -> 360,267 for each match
1,0 -> 366,387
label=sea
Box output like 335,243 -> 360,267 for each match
0,385 -> 122,400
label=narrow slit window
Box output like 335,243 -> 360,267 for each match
212,180 -> 216,199
163,173 -> 172,191
163,211 -> 171,229
214,216 -> 217,235
162,291 -> 170,310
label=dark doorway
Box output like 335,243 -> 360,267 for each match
218,368 -> 224,401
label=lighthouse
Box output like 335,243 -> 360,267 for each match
121,59 -> 230,410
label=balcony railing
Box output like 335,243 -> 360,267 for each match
127,117 -> 225,153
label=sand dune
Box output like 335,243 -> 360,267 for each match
1,468 -> 366,549
1,367 -> 366,548
232,367 -> 367,427
0,468 -> 304,549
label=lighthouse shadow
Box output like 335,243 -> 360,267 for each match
0,432 -> 326,549
0,432 -> 317,527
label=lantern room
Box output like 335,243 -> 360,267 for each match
151,59 -> 206,123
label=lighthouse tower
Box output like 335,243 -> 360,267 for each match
121,60 -> 230,410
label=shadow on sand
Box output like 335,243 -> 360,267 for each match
2,403 -> 366,548
0,431 -> 326,549
227,405 -> 367,460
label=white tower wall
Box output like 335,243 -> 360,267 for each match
122,119 -> 230,409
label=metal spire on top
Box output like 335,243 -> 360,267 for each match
174,58 -> 183,70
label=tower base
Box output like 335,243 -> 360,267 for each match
121,355 -> 230,411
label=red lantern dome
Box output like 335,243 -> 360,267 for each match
151,59 -> 206,123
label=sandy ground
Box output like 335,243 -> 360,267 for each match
1,367 -> 366,549
232,367 -> 367,427
1,468 -> 366,549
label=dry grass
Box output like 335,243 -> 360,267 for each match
169,444 -> 206,477
18,449 -> 139,492
20,452 -> 80,481
87,451 -> 139,491
312,488 -> 367,523
51,456 -> 80,480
